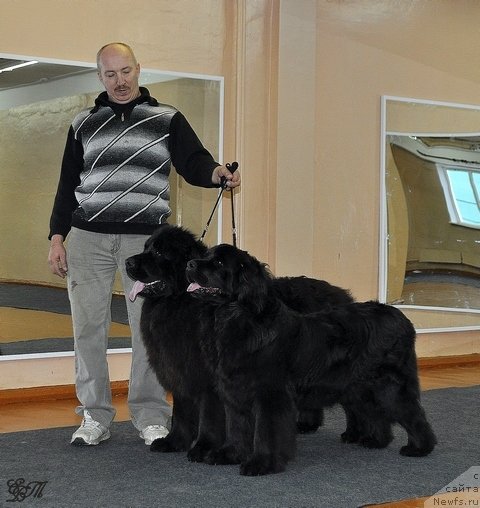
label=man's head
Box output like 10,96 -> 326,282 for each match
97,43 -> 141,104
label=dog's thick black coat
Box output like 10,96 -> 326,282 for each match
186,244 -> 437,476
126,225 -> 354,461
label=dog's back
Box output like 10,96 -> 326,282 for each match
273,276 -> 353,313
294,300 -> 418,379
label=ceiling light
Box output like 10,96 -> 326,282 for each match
0,61 -> 38,74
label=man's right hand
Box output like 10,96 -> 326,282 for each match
48,235 -> 68,278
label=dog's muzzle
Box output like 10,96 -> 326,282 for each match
129,280 -> 168,301
186,282 -> 222,296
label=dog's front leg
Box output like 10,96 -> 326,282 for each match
187,389 -> 225,463
150,395 -> 196,453
240,388 -> 297,476
203,404 -> 247,465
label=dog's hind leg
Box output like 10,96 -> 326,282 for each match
295,387 -> 325,434
340,405 -> 362,444
187,390 -> 225,463
396,401 -> 437,457
341,400 -> 393,448
377,380 -> 437,456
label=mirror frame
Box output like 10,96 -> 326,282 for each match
379,95 -> 480,333
0,53 -> 225,361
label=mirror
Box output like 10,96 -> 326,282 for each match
0,55 -> 224,358
380,96 -> 480,332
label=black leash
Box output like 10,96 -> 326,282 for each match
200,161 -> 238,246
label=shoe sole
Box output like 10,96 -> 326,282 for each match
71,430 -> 111,446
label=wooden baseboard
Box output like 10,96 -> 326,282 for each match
1,354 -> 479,405
417,353 -> 480,369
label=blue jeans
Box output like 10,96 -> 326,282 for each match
66,228 -> 172,430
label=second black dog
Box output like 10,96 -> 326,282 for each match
186,244 -> 437,476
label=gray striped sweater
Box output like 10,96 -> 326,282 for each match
49,88 -> 219,239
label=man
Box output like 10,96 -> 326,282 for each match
48,42 -> 240,446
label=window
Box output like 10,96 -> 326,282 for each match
438,165 -> 480,229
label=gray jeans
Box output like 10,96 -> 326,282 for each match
66,228 -> 172,430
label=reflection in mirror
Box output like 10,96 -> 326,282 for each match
380,96 -> 480,332
0,56 -> 224,358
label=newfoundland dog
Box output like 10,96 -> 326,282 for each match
125,225 -> 353,461
186,244 -> 437,476
126,224 -> 224,459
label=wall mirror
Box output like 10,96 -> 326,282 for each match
0,54 -> 224,359
380,96 -> 480,332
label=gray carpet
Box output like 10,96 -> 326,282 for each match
1,386 -> 479,508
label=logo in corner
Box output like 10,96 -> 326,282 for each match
6,478 -> 48,503
424,466 -> 480,507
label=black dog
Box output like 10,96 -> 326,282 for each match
126,225 -> 354,461
126,225 -> 225,458
186,244 -> 437,476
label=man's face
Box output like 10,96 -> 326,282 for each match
97,45 -> 141,104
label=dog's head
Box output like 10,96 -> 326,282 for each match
126,225 -> 207,301
186,243 -> 273,313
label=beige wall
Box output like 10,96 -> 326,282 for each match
1,0 -> 480,389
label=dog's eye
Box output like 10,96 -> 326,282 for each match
214,260 -> 223,268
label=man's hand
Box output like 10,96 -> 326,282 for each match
212,164 -> 241,188
48,235 -> 68,278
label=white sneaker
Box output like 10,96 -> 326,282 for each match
71,410 -> 110,446
139,424 -> 169,445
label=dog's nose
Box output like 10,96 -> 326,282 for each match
186,260 -> 197,270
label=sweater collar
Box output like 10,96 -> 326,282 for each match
90,87 -> 159,115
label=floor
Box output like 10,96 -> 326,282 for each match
1,363 -> 479,508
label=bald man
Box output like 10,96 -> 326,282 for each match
48,42 -> 240,446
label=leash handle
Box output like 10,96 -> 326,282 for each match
220,161 -> 239,189
226,161 -> 239,172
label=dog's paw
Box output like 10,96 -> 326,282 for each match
340,430 -> 360,444
187,442 -> 212,463
150,437 -> 185,453
296,409 -> 323,434
399,444 -> 434,457
296,422 -> 319,434
204,447 -> 240,465
240,455 -> 285,476
358,435 -> 389,449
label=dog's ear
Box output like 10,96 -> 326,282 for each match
237,258 -> 271,314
